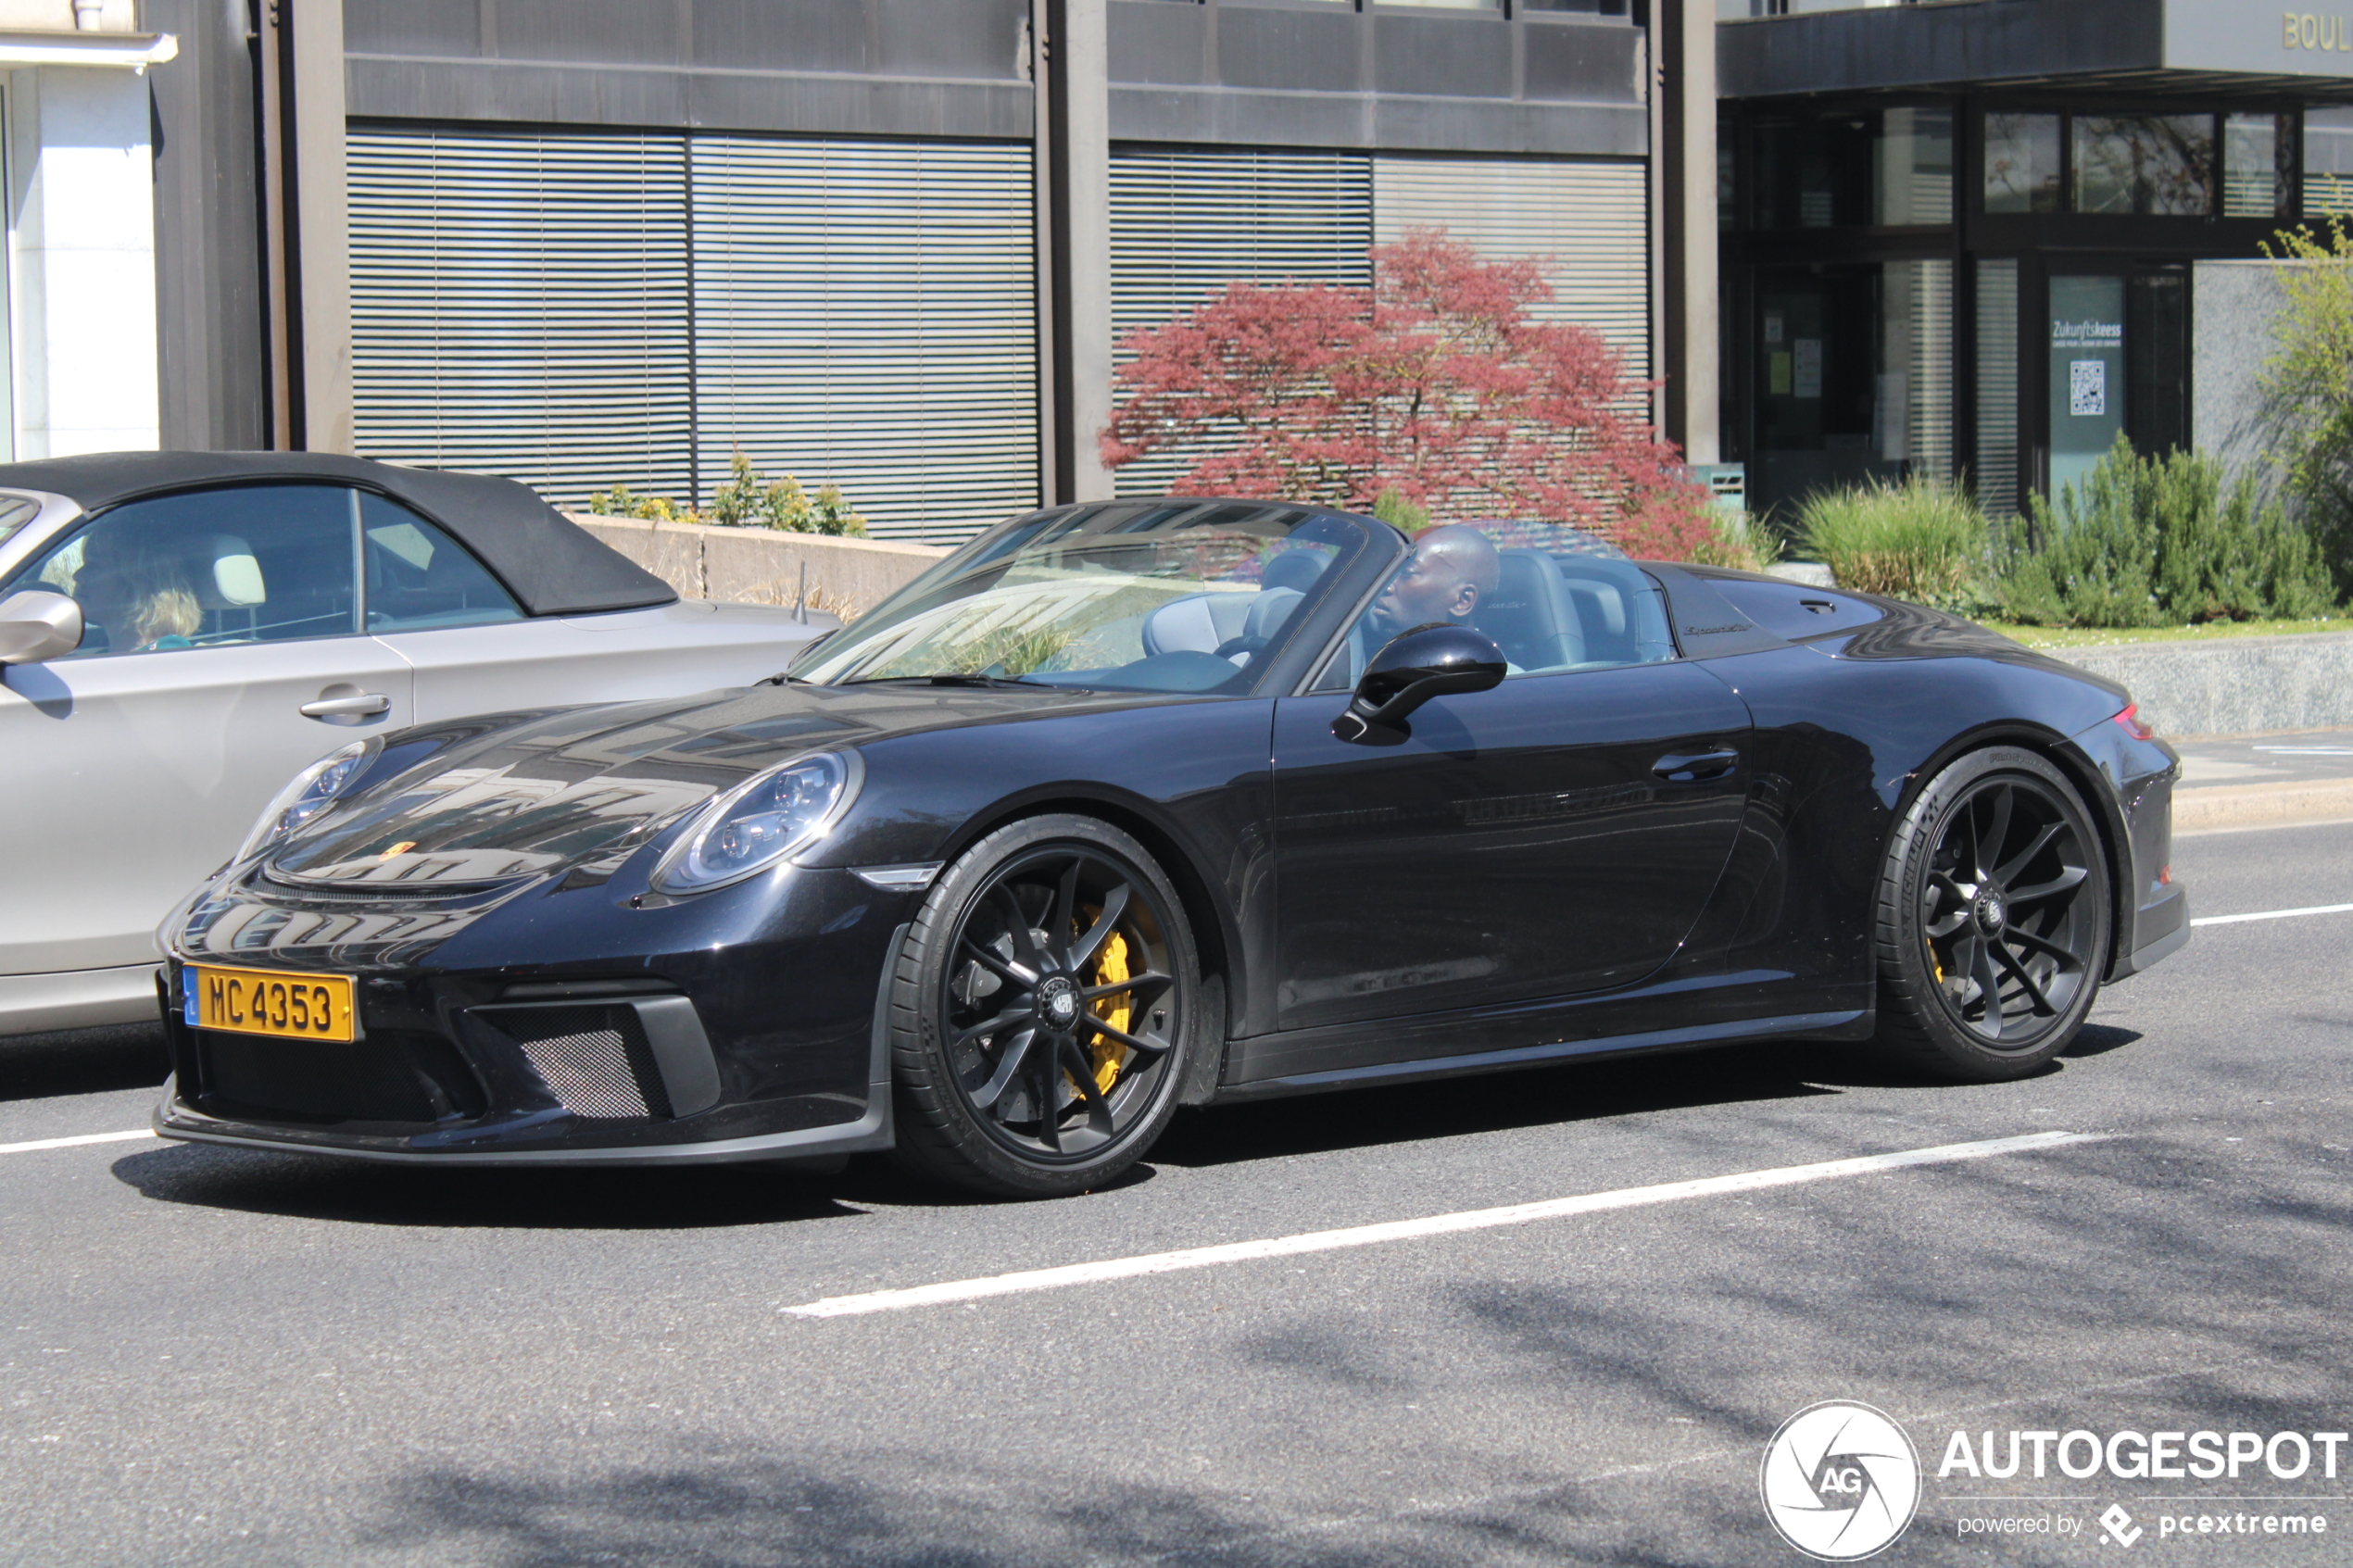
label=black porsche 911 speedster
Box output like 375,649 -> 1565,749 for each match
154,499 -> 2187,1197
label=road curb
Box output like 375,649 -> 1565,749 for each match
2171,778 -> 2353,834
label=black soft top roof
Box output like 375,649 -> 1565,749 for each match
0,451 -> 675,616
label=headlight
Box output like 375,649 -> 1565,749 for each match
653,751 -> 859,894
234,739 -> 376,865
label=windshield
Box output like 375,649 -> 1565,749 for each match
789,500 -> 1374,694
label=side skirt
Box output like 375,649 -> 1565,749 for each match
1212,1008 -> 1870,1104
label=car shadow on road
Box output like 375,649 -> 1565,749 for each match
0,1022 -> 168,1103
108,1142 -> 868,1231
1145,1039 -> 1877,1171
2061,1022 -> 2142,1059
104,1025 -> 2148,1226
1144,1025 -> 2141,1172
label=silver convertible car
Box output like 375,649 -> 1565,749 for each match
0,452 -> 830,1036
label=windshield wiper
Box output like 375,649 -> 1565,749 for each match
842,673 -> 1062,690
928,672 -> 1052,689
754,671 -> 812,686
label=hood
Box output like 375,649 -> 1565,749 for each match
263,681 -> 1168,890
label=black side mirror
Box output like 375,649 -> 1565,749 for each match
1332,622 -> 1506,744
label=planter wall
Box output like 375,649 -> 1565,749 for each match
571,515 -> 949,618
2050,630 -> 2353,737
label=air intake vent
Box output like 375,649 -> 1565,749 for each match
494,1005 -> 673,1119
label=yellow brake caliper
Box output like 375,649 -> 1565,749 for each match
1071,908 -> 1130,1098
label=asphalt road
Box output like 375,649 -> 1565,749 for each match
2173,730 -> 2353,788
3,820 -> 2349,1567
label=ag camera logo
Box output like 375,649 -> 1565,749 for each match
1761,1400 -> 1921,1561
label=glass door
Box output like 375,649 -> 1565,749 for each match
2046,274 -> 2126,497
2044,265 -> 2188,500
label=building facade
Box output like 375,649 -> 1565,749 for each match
0,1 -> 177,460
1718,0 -> 2353,521
57,2 -> 2353,543
121,0 -> 1654,545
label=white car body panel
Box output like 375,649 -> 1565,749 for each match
0,636 -> 418,976
378,600 -> 807,723
2,592 -> 824,1035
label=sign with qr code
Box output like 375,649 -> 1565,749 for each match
2070,359 -> 2107,418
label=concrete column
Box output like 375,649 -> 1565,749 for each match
147,0 -> 269,451
285,0 -> 351,453
1659,0 -> 1718,465
6,64 -> 160,458
1043,0 -> 1113,502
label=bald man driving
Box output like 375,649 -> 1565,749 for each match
1365,523 -> 1502,641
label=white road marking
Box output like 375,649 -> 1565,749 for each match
783,1130 -> 2105,1319
2191,902 -> 2353,928
0,1129 -> 156,1158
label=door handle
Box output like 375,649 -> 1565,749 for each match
1653,749 -> 1739,783
299,693 -> 392,719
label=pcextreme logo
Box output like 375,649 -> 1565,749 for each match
1760,1400 -> 1923,1561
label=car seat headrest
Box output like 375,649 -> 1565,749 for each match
1474,550 -> 1583,672
1261,550 -> 1327,596
1239,585 -> 1304,647
1566,578 -> 1627,636
1140,591 -> 1253,659
201,536 -> 266,608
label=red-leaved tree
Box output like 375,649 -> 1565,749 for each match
1100,228 -> 1714,557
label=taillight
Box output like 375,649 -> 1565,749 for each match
2111,704 -> 2158,742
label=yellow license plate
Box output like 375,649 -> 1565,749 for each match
191,965 -> 357,1043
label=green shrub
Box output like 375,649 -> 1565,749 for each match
1996,435 -> 2339,627
1796,476 -> 1988,608
585,484 -> 635,517
1688,509 -> 1784,573
585,484 -> 691,521
587,454 -> 869,537
707,449 -> 871,536
806,482 -> 868,538
2260,221 -> 2353,593
1368,486 -> 1431,534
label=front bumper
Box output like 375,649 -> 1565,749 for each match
154,964 -> 898,1166
2069,714 -> 2188,982
156,1074 -> 893,1167
153,857 -> 912,1166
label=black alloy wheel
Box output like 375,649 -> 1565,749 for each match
887,814 -> 1197,1197
1871,746 -> 2111,1081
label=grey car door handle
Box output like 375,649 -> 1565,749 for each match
1654,749 -> 1739,782
299,693 -> 392,719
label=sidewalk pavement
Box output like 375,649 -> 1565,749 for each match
2167,730 -> 2353,834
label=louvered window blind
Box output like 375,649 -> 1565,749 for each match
351,127 -> 1041,542
690,138 -> 1040,543
349,131 -> 698,507
1105,149 -> 1654,499
353,130 -> 1653,539
1373,155 -> 1650,388
1108,148 -> 1375,499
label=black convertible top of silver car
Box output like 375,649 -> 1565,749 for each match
0,450 -> 674,617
